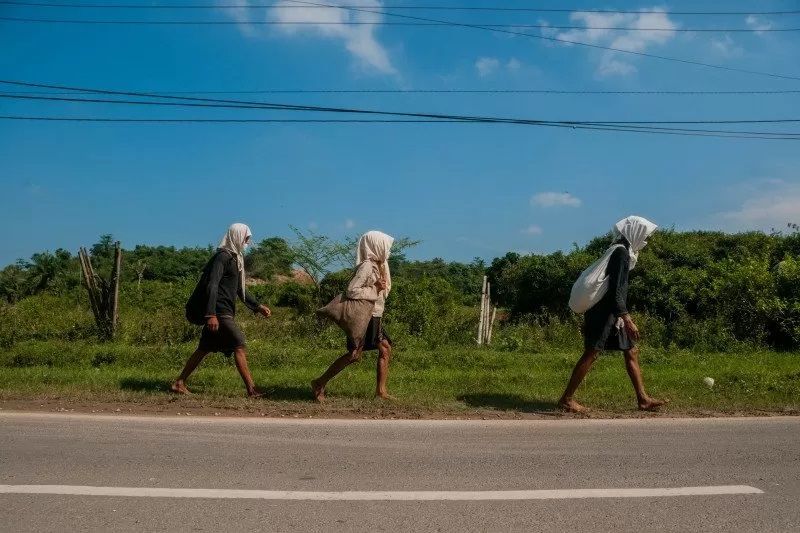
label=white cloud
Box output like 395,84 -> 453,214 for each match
475,57 -> 501,77
745,15 -> 773,35
344,219 -> 356,229
531,192 -> 582,208
224,0 -> 258,37
711,34 -> 743,57
538,18 -> 557,39
521,225 -> 543,236
717,179 -> 800,230
506,57 -> 522,71
545,8 -> 677,77
233,0 -> 396,75
475,56 -> 525,77
598,57 -> 636,77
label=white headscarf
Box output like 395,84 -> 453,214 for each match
356,230 -> 395,296
218,222 -> 252,299
612,216 -> 658,270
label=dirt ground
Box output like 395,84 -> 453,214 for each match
2,395 -> 796,421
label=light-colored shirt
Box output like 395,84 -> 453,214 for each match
346,261 -> 387,317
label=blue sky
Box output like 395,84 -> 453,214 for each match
1,0 -> 799,266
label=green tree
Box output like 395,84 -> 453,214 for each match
0,263 -> 28,303
289,226 -> 347,288
246,237 -> 295,280
25,249 -> 73,294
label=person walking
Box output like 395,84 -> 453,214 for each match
312,231 -> 395,402
559,216 -> 666,413
172,223 -> 271,397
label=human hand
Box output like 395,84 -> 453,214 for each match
375,279 -> 387,292
206,315 -> 219,332
259,305 -> 272,318
623,315 -> 640,341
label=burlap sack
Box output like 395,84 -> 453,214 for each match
316,293 -> 375,343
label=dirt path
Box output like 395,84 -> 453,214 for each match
2,395 -> 796,420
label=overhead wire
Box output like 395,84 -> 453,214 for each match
3,83 -> 800,126
5,0 -> 799,81
3,89 -> 800,96
273,0 -> 800,82
3,115 -> 799,140
1,82 -> 799,140
1,2 -> 799,16
2,4 -> 797,140
1,16 -> 798,32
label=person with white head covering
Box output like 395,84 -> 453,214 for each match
173,223 -> 272,397
312,230 -> 395,402
559,216 -> 666,413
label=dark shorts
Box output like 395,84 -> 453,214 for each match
198,316 -> 246,356
583,312 -> 634,352
347,317 -> 393,352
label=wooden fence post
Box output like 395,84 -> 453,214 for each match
108,241 -> 122,339
477,275 -> 487,345
487,306 -> 497,345
483,282 -> 492,344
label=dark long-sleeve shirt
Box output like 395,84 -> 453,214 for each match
605,245 -> 630,317
582,245 -> 633,351
186,250 -> 261,320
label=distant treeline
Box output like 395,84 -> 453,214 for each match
2,227 -> 800,350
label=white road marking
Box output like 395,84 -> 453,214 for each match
0,485 -> 763,501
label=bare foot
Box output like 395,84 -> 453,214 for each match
559,398 -> 587,413
311,379 -> 326,403
375,392 -> 396,401
638,397 -> 668,411
170,381 -> 191,395
247,389 -> 265,399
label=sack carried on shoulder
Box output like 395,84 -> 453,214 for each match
316,293 -> 374,342
568,244 -> 625,314
185,283 -> 209,326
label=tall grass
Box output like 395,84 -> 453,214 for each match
1,281 -> 798,415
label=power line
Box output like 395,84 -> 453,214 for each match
2,2 -> 799,16
6,3 -> 798,82
0,79 -> 515,123
588,124 -> 800,137
0,115 -> 467,122
279,0 -> 800,82
4,89 -> 800,96
4,88 -> 800,126
4,89 -> 800,141
1,16 -> 798,32
4,78 -> 798,138
2,79 -> 798,140
3,115 -> 798,140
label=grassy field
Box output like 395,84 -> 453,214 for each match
1,339 -> 798,418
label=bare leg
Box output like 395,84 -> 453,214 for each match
312,348 -> 363,403
558,349 -> 600,412
233,346 -> 262,398
623,347 -> 666,411
171,348 -> 209,394
375,340 -> 393,400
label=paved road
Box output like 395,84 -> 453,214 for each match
1,413 -> 798,532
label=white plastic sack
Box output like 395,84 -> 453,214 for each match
568,245 -> 625,314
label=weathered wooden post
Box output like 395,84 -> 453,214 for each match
487,306 -> 497,345
78,242 -> 122,341
478,276 -> 488,344
483,282 -> 492,343
109,241 -> 121,336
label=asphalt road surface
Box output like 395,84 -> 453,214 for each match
1,413 -> 798,532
